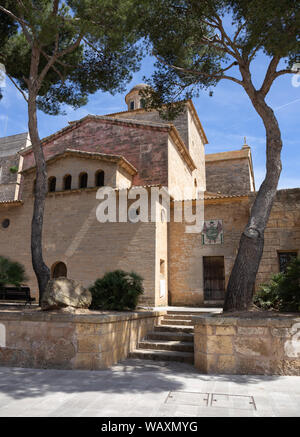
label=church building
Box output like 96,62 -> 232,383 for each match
0,84 -> 299,306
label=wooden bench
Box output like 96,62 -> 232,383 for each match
0,286 -> 36,305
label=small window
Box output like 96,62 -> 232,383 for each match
79,172 -> 88,189
2,218 -> 10,229
63,174 -> 72,190
278,252 -> 297,272
130,101 -> 134,110
95,170 -> 105,187
160,259 -> 165,278
48,176 -> 56,192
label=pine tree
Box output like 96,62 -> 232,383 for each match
138,0 -> 299,311
0,0 -> 141,303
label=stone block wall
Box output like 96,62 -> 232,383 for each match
255,189 -> 300,289
0,175 -> 159,304
0,310 -> 165,370
168,197 -> 250,306
205,149 -> 254,195
194,316 -> 300,376
0,154 -> 20,201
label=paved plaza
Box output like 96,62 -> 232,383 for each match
0,359 -> 299,417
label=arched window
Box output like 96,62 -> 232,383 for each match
48,176 -> 56,192
79,172 -> 88,189
51,261 -> 67,279
95,170 -> 104,187
63,174 -> 72,190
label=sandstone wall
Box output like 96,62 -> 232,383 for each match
168,136 -> 194,200
194,315 -> 300,375
0,154 -> 20,201
44,154 -> 128,191
0,172 -> 159,305
187,109 -> 206,192
255,189 -> 300,288
168,197 -> 250,306
0,310 -> 165,370
205,149 -> 254,195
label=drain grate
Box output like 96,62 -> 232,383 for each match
165,391 -> 256,411
165,391 -> 209,407
211,394 -> 256,410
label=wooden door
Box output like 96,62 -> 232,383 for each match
203,256 -> 225,301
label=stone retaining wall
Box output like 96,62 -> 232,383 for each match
0,310 -> 165,370
194,315 -> 300,375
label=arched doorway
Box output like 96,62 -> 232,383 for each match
51,262 -> 67,279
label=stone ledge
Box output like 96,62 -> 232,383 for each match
193,315 -> 300,328
0,309 -> 166,324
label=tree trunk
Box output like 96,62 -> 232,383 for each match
223,95 -> 282,312
28,91 -> 50,304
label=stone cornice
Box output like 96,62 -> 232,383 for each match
21,148 -> 138,176
169,126 -> 197,172
186,100 -> 208,145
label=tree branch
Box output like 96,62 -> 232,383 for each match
213,13 -> 243,61
83,37 -> 104,57
0,5 -> 32,45
7,74 -> 28,102
154,54 -> 243,85
259,56 -> 280,96
274,69 -> 295,78
233,21 -> 246,43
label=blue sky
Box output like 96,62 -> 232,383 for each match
0,52 -> 299,190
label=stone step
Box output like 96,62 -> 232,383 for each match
146,330 -> 194,343
129,349 -> 194,364
164,314 -> 196,321
138,340 -> 194,353
154,324 -> 194,334
167,311 -> 209,316
161,319 -> 193,326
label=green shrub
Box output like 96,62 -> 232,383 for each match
254,257 -> 300,312
89,270 -> 144,311
0,256 -> 27,288
9,166 -> 18,174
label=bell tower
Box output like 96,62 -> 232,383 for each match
125,83 -> 148,111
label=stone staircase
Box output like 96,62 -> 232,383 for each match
129,311 -> 198,364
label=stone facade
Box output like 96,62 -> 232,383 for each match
0,132 -> 29,202
0,168 -> 168,306
205,146 -> 255,195
169,196 -> 250,306
256,189 -> 300,287
0,309 -> 164,369
194,315 -> 300,375
0,85 -> 299,307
